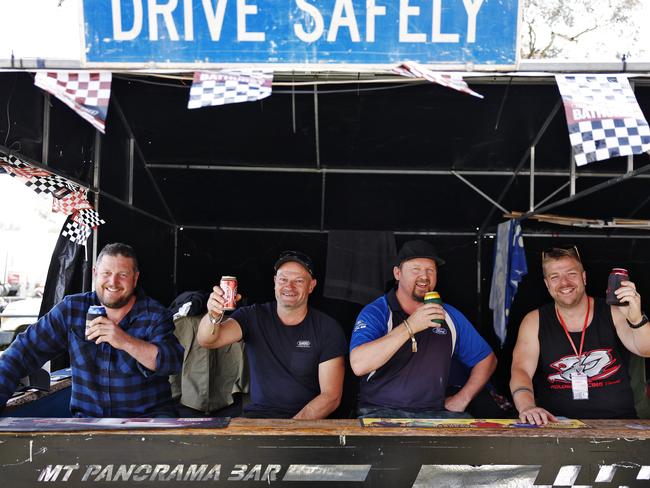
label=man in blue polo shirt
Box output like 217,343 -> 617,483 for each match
350,240 -> 496,418
0,243 -> 183,417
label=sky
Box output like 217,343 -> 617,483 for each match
0,0 -> 82,61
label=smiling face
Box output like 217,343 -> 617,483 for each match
94,254 -> 139,309
543,256 -> 586,308
274,261 -> 316,310
394,257 -> 438,304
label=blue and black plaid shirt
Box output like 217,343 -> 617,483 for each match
0,290 -> 183,417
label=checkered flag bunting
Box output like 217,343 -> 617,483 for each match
62,219 -> 92,245
1,150 -> 105,246
1,165 -> 50,180
73,208 -> 105,228
393,62 -> 484,99
556,74 -> 650,166
0,153 -> 38,177
2,153 -> 75,198
25,174 -> 77,198
34,71 -> 111,133
187,70 -> 273,108
52,190 -> 92,215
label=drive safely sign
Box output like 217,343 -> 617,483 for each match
82,0 -> 520,67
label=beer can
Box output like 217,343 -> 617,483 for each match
220,276 -> 238,311
606,268 -> 629,306
86,305 -> 106,340
424,291 -> 445,325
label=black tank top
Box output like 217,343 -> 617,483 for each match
535,298 -> 636,419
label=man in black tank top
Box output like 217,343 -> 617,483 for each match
510,245 -> 650,425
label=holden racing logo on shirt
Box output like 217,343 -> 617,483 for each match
547,348 -> 620,383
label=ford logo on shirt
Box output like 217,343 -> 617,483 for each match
296,340 -> 312,349
431,327 -> 447,335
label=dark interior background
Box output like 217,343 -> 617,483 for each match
2,71 -> 649,402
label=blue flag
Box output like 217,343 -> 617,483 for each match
489,220 -> 527,346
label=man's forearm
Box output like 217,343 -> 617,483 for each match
293,391 -> 341,420
453,354 -> 497,407
196,313 -> 223,347
510,369 -> 536,413
123,337 -> 159,371
629,324 -> 650,357
512,389 -> 536,414
350,324 -> 411,376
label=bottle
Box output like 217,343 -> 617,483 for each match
606,268 -> 629,306
424,291 -> 445,325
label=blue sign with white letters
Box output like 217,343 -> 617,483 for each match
82,0 -> 520,67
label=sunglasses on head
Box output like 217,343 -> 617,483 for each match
541,245 -> 581,262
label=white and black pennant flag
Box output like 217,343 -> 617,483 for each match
393,62 -> 484,99
34,71 -> 112,133
187,70 -> 273,109
556,74 -> 650,166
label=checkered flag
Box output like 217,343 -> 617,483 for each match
1,153 -> 77,198
187,70 -> 273,108
62,209 -> 103,247
1,150 -> 105,245
393,62 -> 484,99
61,219 -> 92,245
556,74 -> 650,166
1,165 -> 51,180
0,153 -> 38,177
73,208 -> 105,228
34,71 -> 112,133
25,173 -> 77,198
52,189 -> 92,215
0,154 -> 13,174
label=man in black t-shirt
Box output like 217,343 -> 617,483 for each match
197,251 -> 346,419
510,245 -> 650,425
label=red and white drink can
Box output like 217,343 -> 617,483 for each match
220,276 -> 238,311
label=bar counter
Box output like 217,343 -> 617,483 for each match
1,417 -> 650,487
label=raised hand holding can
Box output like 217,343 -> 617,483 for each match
606,268 -> 629,306
86,305 -> 106,340
424,291 -> 445,325
220,276 -> 238,311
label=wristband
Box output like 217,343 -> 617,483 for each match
403,319 -> 417,353
511,386 -> 534,397
208,313 -> 224,334
627,313 -> 649,329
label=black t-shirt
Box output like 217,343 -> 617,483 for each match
535,298 -> 636,419
231,302 -> 347,417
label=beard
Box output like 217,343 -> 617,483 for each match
410,283 -> 431,302
412,291 -> 425,303
98,290 -> 133,309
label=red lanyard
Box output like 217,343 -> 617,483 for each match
555,297 -> 591,358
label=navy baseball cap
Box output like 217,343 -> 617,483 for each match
274,250 -> 315,276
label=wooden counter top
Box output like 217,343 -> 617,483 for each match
2,417 -> 650,439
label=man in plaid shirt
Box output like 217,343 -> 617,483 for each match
0,243 -> 183,417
